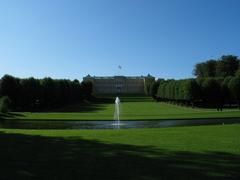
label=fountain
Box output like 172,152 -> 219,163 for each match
113,97 -> 121,128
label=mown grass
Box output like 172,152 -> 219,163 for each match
2,96 -> 240,120
0,124 -> 240,179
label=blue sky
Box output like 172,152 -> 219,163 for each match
0,0 -> 240,80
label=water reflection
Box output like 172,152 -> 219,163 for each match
0,119 -> 239,130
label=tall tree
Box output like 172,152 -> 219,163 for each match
228,77 -> 240,108
183,79 -> 201,106
201,78 -> 221,106
20,77 -> 41,110
194,60 -> 217,77
144,75 -> 155,95
150,79 -> 163,99
41,77 -> 56,108
193,63 -> 206,77
0,75 -> 21,108
216,55 -> 239,77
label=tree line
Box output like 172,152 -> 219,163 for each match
148,55 -> 240,109
149,77 -> 240,109
0,75 -> 93,112
194,55 -> 240,78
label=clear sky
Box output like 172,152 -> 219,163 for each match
0,0 -> 240,80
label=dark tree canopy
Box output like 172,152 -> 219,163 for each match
228,77 -> 240,101
0,75 -> 93,111
0,75 -> 21,108
194,60 -> 217,77
156,77 -> 240,109
216,55 -> 239,77
194,55 -> 239,78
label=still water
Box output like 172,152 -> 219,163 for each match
0,118 -> 239,130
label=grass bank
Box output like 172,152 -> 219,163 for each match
1,96 -> 240,120
0,124 -> 239,179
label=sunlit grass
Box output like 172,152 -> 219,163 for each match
1,96 -> 240,120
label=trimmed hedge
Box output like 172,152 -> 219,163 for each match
155,77 -> 240,108
0,75 -> 93,111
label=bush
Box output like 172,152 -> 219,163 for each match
0,74 -> 93,111
0,96 -> 11,113
228,77 -> 240,108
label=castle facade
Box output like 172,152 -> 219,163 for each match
83,75 -> 154,94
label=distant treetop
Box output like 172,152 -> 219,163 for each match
193,55 -> 239,78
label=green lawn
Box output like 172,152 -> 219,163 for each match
0,124 -> 240,179
2,96 -> 240,120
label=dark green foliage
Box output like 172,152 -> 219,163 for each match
81,81 -> 93,99
156,75 -> 240,109
228,77 -> 240,108
0,75 -> 21,108
144,75 -> 155,95
150,79 -> 161,98
221,77 -> 233,105
183,79 -> 201,102
157,80 -> 168,100
157,79 -> 201,104
0,75 -> 93,111
194,55 -> 239,78
0,96 -> 11,113
235,68 -> 240,77
216,55 -> 239,77
20,77 -> 42,110
194,60 -> 217,77
194,63 -> 205,77
189,55 -> 240,108
201,78 -> 221,103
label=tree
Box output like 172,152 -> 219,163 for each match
0,96 -> 11,113
205,60 -> 217,77
183,79 -> 201,106
221,77 -> 233,106
201,78 -> 221,107
193,63 -> 205,77
41,77 -> 56,108
193,60 -> 217,77
157,80 -> 167,99
194,55 -> 240,78
228,77 -> 240,108
81,81 -> 93,99
71,79 -> 82,101
150,79 -> 162,99
20,77 -> 41,110
216,55 -> 239,77
0,75 -> 21,108
144,75 -> 155,96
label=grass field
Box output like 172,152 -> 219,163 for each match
0,124 -> 240,179
1,96 -> 240,120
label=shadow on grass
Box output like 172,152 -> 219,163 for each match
96,95 -> 152,103
0,112 -> 25,120
0,132 -> 239,180
49,102 -> 110,113
45,96 -> 152,113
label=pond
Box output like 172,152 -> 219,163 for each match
0,118 -> 239,129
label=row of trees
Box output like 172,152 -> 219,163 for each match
144,75 -> 155,95
194,55 -> 240,78
0,75 -> 93,111
151,77 -> 240,109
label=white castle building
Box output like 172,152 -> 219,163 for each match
83,75 -> 154,94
